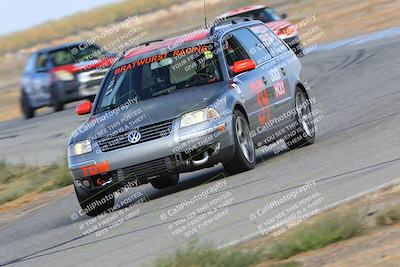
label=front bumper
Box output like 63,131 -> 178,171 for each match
60,68 -> 109,102
68,115 -> 235,191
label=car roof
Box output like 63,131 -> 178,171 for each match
218,5 -> 267,18
123,30 -> 210,60
34,41 -> 87,54
117,20 -> 261,67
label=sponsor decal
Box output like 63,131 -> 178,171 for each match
114,53 -> 168,74
114,45 -> 211,75
80,160 -> 110,177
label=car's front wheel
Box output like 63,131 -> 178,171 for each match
74,184 -> 115,217
21,91 -> 35,119
150,174 -> 179,189
223,110 -> 256,175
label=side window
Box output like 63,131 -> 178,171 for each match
249,24 -> 289,57
223,33 -> 249,73
23,54 -> 37,75
35,53 -> 49,71
232,28 -> 273,65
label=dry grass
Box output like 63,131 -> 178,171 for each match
0,160 -> 72,206
153,242 -> 262,267
376,205 -> 400,226
268,211 -> 364,260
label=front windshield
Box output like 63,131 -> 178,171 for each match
50,45 -> 105,67
228,8 -> 282,23
94,44 -> 221,114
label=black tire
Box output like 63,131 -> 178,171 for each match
51,87 -> 65,112
74,184 -> 115,217
20,91 -> 35,119
223,110 -> 256,175
286,88 -> 315,150
150,174 -> 179,189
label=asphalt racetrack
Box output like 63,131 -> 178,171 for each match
1,32 -> 400,266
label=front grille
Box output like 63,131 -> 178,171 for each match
97,120 -> 173,152
85,157 -> 174,188
122,157 -> 174,181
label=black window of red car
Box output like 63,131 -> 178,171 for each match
254,8 -> 282,22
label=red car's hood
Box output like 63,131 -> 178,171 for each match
265,20 -> 297,37
52,57 -> 115,73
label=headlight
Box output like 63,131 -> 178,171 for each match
54,70 -> 75,81
68,140 -> 92,156
180,108 -> 220,128
77,72 -> 90,83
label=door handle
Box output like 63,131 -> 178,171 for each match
261,76 -> 268,85
280,67 -> 286,76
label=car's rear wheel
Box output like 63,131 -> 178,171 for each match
150,174 -> 179,189
286,88 -> 315,149
223,110 -> 256,175
51,87 -> 65,112
21,91 -> 35,119
74,184 -> 115,217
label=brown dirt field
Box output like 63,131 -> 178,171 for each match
0,87 -> 22,122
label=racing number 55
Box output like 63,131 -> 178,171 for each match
249,79 -> 271,125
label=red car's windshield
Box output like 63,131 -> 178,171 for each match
227,8 -> 282,23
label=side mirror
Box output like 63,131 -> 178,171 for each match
231,59 -> 256,75
76,101 -> 92,115
281,13 -> 288,19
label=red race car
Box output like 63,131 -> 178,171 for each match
218,5 -> 302,56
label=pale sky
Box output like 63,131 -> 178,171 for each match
0,0 -> 120,35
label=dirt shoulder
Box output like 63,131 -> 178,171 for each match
245,183 -> 400,267
0,186 -> 73,228
291,225 -> 400,267
291,184 -> 400,267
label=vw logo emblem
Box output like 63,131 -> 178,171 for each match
127,130 -> 141,144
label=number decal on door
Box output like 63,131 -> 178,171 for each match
249,79 -> 271,125
273,80 -> 286,98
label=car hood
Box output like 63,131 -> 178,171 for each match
52,57 -> 115,74
70,81 -> 228,143
265,20 -> 294,32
